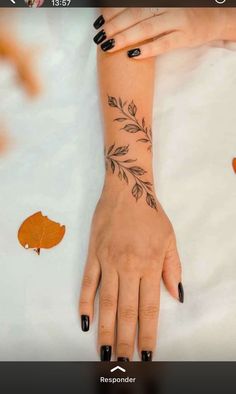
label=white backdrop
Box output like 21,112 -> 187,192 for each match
0,8 -> 236,361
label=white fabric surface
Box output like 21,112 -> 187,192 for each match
0,9 -> 236,361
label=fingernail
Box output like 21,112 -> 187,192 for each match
100,345 -> 112,361
178,282 -> 184,303
127,48 -> 141,58
93,15 -> 105,30
81,315 -> 89,332
93,29 -> 107,45
101,39 -> 115,52
117,357 -> 129,362
141,351 -> 152,361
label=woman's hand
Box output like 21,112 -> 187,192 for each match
79,183 -> 183,361
93,8 -> 224,59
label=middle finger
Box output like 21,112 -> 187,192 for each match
116,273 -> 140,361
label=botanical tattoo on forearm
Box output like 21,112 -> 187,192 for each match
105,143 -> 157,211
108,95 -> 152,151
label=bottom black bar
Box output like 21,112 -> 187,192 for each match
0,362 -> 235,394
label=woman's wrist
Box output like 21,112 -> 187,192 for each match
101,169 -> 158,211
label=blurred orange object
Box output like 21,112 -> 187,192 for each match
0,126 -> 9,155
0,21 -> 41,97
232,158 -> 236,174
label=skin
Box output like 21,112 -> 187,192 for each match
80,5 -> 236,361
96,8 -> 236,58
79,34 -> 183,360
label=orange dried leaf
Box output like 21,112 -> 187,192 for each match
232,158 -> 236,174
18,211 -> 66,254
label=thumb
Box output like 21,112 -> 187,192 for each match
162,237 -> 184,303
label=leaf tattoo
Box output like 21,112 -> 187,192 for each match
107,95 -> 152,151
105,143 -> 157,211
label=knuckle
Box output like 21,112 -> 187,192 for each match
120,249 -> 136,261
98,245 -> 117,262
79,299 -> 89,307
117,342 -> 132,354
140,335 -> 155,349
119,250 -> 140,272
140,304 -> 158,320
79,299 -> 90,314
82,274 -> 94,288
119,306 -> 137,322
100,294 -> 116,309
99,328 -> 113,338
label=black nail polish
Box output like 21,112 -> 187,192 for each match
93,15 -> 105,30
81,315 -> 89,332
101,39 -> 115,52
127,48 -> 141,58
141,351 -> 152,361
100,345 -> 112,361
117,357 -> 129,362
178,282 -> 184,303
93,29 -> 107,45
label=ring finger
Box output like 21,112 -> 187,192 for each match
116,273 -> 140,361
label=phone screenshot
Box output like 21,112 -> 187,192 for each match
0,1 -> 236,393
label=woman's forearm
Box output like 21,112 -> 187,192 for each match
98,47 -> 157,210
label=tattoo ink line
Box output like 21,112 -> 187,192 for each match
108,95 -> 152,151
105,143 -> 157,211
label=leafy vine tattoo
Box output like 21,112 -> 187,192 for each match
108,95 -> 152,151
105,143 -> 157,211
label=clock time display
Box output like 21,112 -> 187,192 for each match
52,0 -> 71,6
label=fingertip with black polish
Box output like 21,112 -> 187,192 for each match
117,357 -> 130,362
81,315 -> 90,332
127,48 -> 141,58
101,38 -> 115,52
100,345 -> 112,361
93,15 -> 105,30
93,29 -> 107,45
141,351 -> 152,361
178,282 -> 184,303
